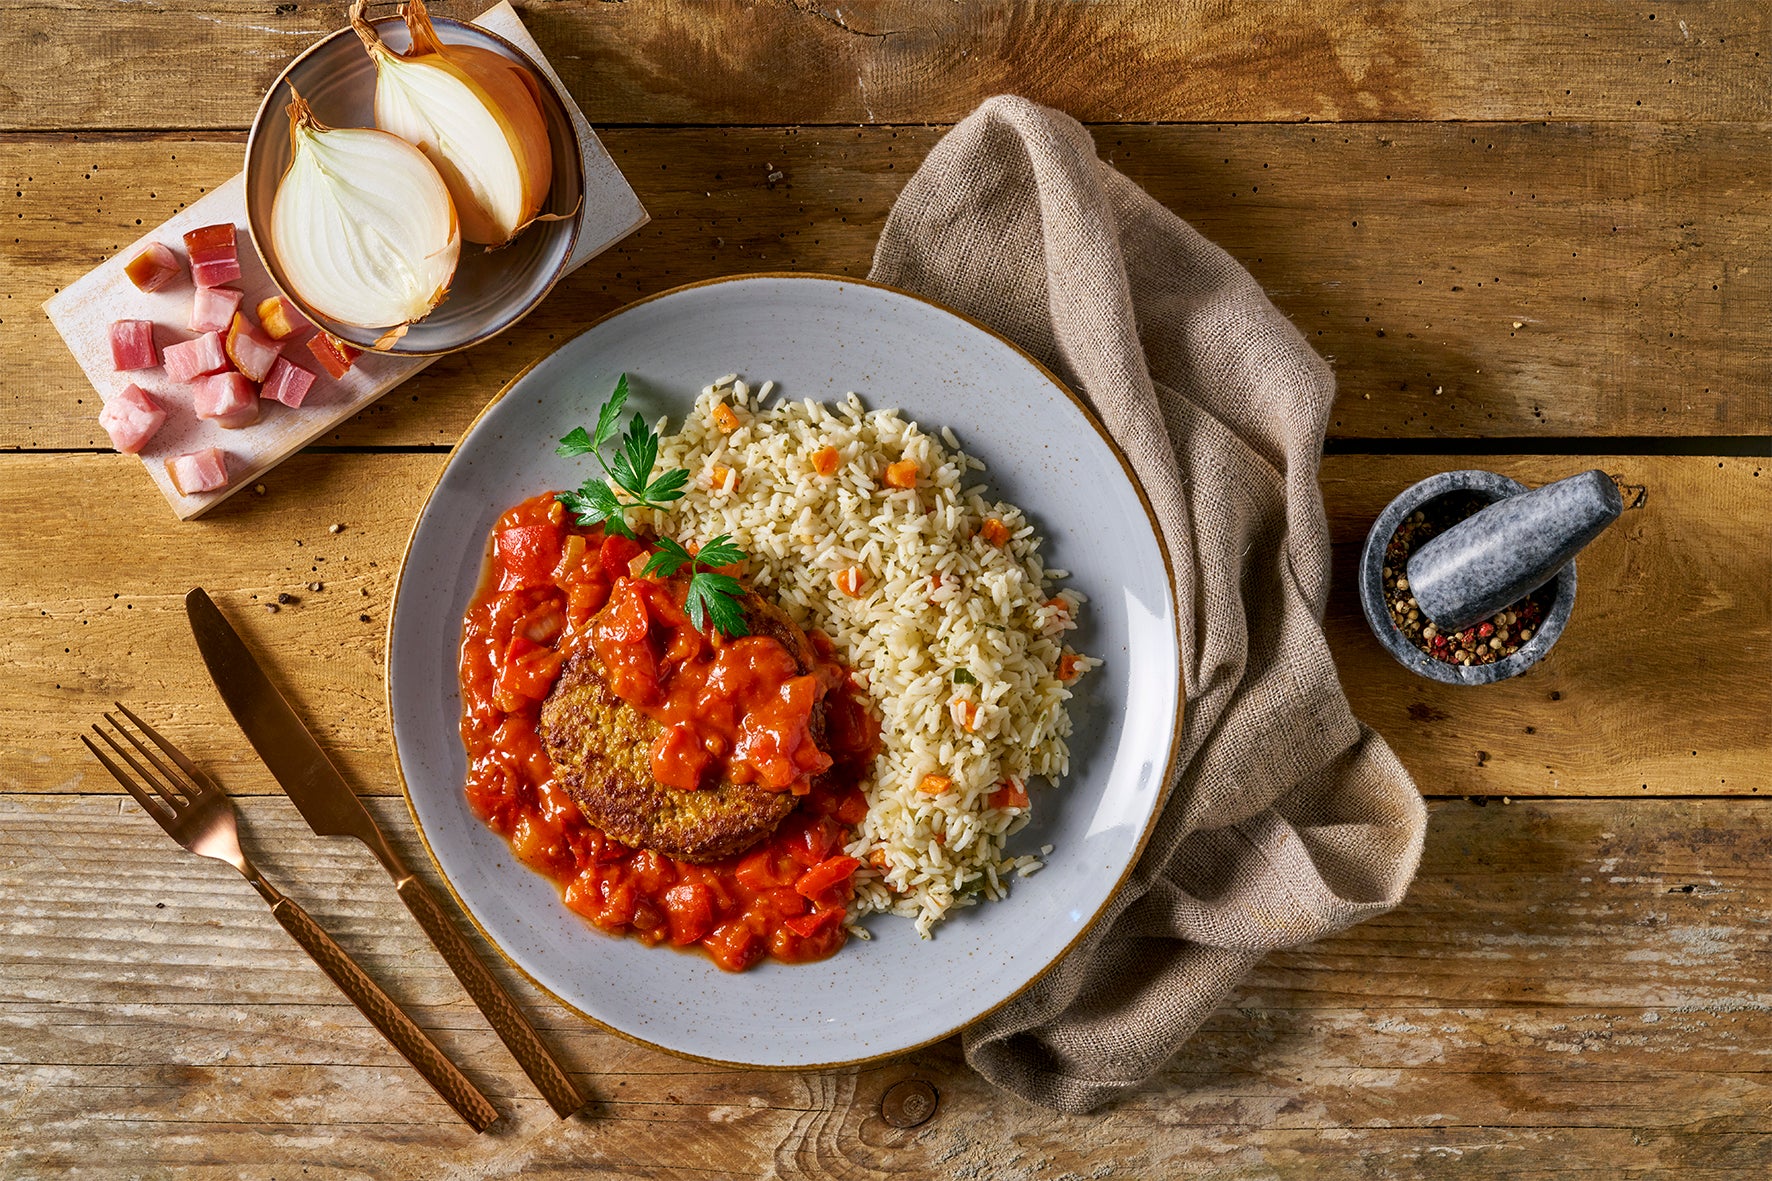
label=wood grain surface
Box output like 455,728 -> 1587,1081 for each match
2,451 -> 1763,801
6,0 -> 1769,1175
5,0 -> 1768,131
7,123 -> 1767,445
4,793 -> 1766,1177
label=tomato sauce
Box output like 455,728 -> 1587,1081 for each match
457,492 -> 877,971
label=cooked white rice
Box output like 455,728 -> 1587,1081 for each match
642,376 -> 1099,936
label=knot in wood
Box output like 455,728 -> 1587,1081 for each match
880,1079 -> 938,1128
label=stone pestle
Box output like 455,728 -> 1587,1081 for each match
1406,470 -> 1623,633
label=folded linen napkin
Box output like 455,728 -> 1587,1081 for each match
870,96 -> 1428,1113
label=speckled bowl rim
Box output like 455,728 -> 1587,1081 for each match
383,272 -> 1188,1069
241,14 -> 583,358
1358,469 -> 1577,685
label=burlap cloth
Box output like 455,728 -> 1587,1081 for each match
868,97 -> 1429,1113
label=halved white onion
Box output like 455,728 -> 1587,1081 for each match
269,93 -> 460,339
350,0 -> 554,248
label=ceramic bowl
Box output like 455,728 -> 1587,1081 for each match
242,15 -> 582,356
1359,469 -> 1576,685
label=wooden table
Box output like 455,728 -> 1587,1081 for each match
4,3 -> 1768,1176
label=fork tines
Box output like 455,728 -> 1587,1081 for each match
81,702 -> 214,818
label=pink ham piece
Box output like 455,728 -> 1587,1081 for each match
193,371 -> 260,429
224,312 -> 283,383
167,447 -> 230,496
189,286 -> 244,334
260,356 -> 317,409
183,223 -> 242,288
97,384 -> 166,454
109,320 -> 159,371
163,331 -> 229,383
123,243 -> 182,293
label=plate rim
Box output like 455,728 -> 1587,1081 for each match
384,271 -> 1187,1068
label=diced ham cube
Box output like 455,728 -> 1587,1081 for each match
163,331 -> 230,383
189,286 -> 244,334
193,371 -> 260,429
256,295 -> 311,341
167,447 -> 230,495
183,223 -> 241,288
307,333 -> 362,379
123,243 -> 182,293
191,257 -> 242,287
224,312 -> 284,383
97,384 -> 166,454
109,319 -> 159,371
260,356 -> 317,408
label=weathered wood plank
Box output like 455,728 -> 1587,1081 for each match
1326,454 -> 1771,799
3,794 -> 1768,1177
0,452 -> 1764,799
6,124 -> 1767,445
2,1 -> 1767,131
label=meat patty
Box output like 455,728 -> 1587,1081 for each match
538,589 -> 821,863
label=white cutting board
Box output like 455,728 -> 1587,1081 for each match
43,3 -> 647,520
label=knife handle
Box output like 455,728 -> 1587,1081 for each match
394,872 -> 586,1119
250,875 -> 499,1132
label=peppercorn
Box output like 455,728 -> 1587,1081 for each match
1380,491 -> 1554,667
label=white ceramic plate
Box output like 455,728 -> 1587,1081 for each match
388,274 -> 1182,1067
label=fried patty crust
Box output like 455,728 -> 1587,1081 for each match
538,589 -> 821,863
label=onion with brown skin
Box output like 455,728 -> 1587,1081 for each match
349,0 -> 555,248
268,93 -> 460,344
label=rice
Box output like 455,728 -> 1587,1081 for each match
644,376 -> 1100,936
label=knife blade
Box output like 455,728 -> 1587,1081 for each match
186,586 -> 586,1119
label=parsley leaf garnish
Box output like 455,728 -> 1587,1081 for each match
643,535 -> 751,637
952,668 -> 978,685
556,376 -> 753,636
556,374 -> 692,538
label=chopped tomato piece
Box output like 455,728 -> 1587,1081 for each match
834,789 -> 870,827
784,907 -> 846,939
705,919 -> 766,972
599,532 -> 645,579
494,524 -> 564,591
601,578 -> 652,643
662,883 -> 714,946
795,855 -> 860,899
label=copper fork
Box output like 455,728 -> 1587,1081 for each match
81,704 -> 499,1132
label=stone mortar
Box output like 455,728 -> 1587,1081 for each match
1358,469 -> 1577,685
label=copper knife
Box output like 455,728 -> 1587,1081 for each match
185,587 -> 586,1119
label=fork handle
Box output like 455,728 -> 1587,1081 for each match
251,876 -> 500,1133
393,872 -> 586,1118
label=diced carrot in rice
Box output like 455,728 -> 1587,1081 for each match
949,698 -> 979,731
710,402 -> 743,433
917,774 -> 952,796
811,446 -> 840,476
979,517 -> 1010,546
883,458 -> 918,488
832,567 -> 866,597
